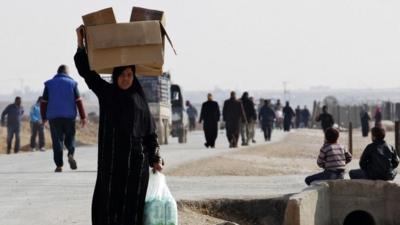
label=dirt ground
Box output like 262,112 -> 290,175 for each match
0,119 -> 98,154
167,128 -> 395,177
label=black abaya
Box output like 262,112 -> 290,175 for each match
74,48 -> 161,225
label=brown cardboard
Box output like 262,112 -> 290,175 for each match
130,7 -> 166,26
82,7 -> 174,76
82,8 -> 116,26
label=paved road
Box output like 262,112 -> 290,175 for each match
0,129 -> 296,225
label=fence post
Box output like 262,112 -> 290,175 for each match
349,122 -> 353,155
395,121 -> 400,156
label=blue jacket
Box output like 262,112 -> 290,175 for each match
1,103 -> 24,127
30,103 -> 41,123
43,74 -> 79,120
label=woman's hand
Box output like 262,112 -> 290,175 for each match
76,25 -> 85,48
152,161 -> 164,173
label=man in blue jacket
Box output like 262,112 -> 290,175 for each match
41,65 -> 87,172
1,96 -> 24,154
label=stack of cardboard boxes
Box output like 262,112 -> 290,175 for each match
82,7 -> 175,76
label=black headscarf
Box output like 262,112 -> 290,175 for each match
111,65 -> 155,136
111,65 -> 146,100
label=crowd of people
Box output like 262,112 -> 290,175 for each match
195,92 -> 314,148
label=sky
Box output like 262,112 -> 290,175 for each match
0,0 -> 400,94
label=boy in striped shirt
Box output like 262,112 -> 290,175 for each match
305,128 -> 352,185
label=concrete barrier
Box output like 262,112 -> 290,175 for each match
283,180 -> 400,225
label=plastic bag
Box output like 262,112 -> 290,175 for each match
143,171 -> 178,225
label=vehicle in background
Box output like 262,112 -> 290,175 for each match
170,84 -> 188,143
137,73 -> 171,145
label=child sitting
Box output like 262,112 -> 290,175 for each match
305,128 -> 352,185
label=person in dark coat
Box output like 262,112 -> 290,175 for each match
74,26 -> 163,225
374,106 -> 382,128
240,92 -> 257,146
316,105 -> 334,132
282,101 -> 295,132
1,96 -> 24,154
199,93 -> 220,148
223,91 -> 246,148
295,105 -> 302,128
360,107 -> 371,137
301,105 -> 311,128
259,100 -> 276,141
349,127 -> 399,180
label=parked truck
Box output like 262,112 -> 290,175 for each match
137,72 -> 188,144
137,73 -> 171,145
170,84 -> 188,143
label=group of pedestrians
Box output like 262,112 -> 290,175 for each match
1,64 -> 88,173
198,91 -> 257,148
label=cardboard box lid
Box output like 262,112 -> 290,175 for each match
130,6 -> 176,55
130,7 -> 166,26
87,21 -> 163,50
82,7 -> 116,26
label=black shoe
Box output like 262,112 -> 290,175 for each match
204,143 -> 209,148
68,155 -> 77,170
252,140 -> 256,143
55,167 -> 62,173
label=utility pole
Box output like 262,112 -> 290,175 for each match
283,81 -> 289,102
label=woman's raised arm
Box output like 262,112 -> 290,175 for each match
74,25 -> 110,98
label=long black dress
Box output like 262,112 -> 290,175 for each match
74,48 -> 161,225
199,100 -> 220,147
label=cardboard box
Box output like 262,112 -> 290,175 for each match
82,7 -> 175,76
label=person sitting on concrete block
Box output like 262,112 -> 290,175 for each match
349,127 -> 399,181
305,128 -> 352,185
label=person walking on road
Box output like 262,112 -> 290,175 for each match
259,100 -> 276,141
1,96 -> 24,154
75,25 -> 163,225
223,91 -> 246,148
199,93 -> 220,148
374,106 -> 382,128
41,64 -> 87,172
249,96 -> 257,143
301,105 -> 311,128
30,96 -> 45,151
282,101 -> 295,132
360,107 -> 371,137
316,105 -> 334,132
240,92 -> 257,146
295,105 -> 302,128
186,100 -> 198,131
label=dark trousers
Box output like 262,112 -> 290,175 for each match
49,118 -> 76,167
305,169 -> 345,185
7,124 -> 20,154
262,124 -> 273,141
349,169 -> 368,179
189,117 -> 196,131
204,122 -> 218,147
283,118 -> 291,132
30,122 -> 45,149
226,122 -> 240,147
349,168 -> 396,181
